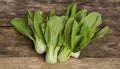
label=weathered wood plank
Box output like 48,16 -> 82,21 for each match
0,0 -> 119,27
0,27 -> 120,57
0,27 -> 39,57
0,0 -> 119,68
0,57 -> 120,69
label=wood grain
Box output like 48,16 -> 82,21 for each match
0,57 -> 120,69
0,0 -> 120,69
0,0 -> 120,27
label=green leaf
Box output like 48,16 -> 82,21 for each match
45,16 -> 64,47
65,3 -> 77,18
65,4 -> 72,17
73,36 -> 90,52
78,17 -> 85,29
57,32 -> 63,47
11,18 -> 34,41
63,18 -> 74,46
77,10 -> 88,29
73,23 -> 91,52
49,10 -> 57,18
61,16 -> 68,26
27,10 -> 34,32
75,9 -> 87,22
93,26 -> 109,40
71,20 -> 80,49
41,23 -> 46,34
80,24 -> 91,37
92,14 -> 102,28
88,27 -> 96,38
27,10 -> 33,19
70,3 -> 77,17
57,16 -> 68,47
73,35 -> 83,49
45,16 -> 64,64
84,12 -> 100,28
34,11 -> 45,41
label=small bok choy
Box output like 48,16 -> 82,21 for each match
11,10 -> 46,54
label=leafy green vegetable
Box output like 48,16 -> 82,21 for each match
11,11 -> 46,54
58,4 -> 109,62
33,11 -> 46,54
75,9 -> 87,22
45,16 -> 64,64
93,26 -> 109,40
11,3 -> 109,64
66,4 -> 72,17
49,10 -> 57,18
58,18 -> 74,62
27,10 -> 34,32
11,18 -> 34,41
66,3 -> 77,18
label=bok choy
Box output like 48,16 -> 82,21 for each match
11,10 -> 46,54
11,3 -> 109,64
58,4 -> 109,62
45,16 -> 66,63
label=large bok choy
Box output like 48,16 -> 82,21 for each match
58,4 -> 109,62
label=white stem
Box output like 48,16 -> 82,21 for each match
46,46 -> 60,64
71,51 -> 81,58
34,36 -> 46,54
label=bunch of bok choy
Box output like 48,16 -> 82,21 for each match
11,3 -> 109,64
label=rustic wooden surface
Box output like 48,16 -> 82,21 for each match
0,57 -> 120,69
0,0 -> 120,69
